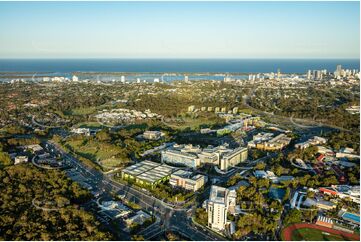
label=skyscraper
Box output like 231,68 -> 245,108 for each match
314,70 -> 323,80
335,65 -> 342,77
336,65 -> 342,73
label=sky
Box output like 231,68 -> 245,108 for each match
0,1 -> 359,59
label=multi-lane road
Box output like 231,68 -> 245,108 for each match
46,135 -> 281,241
43,107 -> 327,241
46,140 -> 225,241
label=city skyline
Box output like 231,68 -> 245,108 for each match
0,1 -> 360,242
0,1 -> 360,59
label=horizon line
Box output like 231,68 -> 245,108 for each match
0,57 -> 360,60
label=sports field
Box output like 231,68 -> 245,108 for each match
291,228 -> 348,241
282,223 -> 359,241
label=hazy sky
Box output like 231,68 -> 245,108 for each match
0,1 -> 359,58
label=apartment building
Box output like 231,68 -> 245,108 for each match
206,185 -> 237,232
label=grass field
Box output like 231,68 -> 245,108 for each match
69,107 -> 97,116
238,108 -> 254,115
65,139 -> 127,168
100,157 -> 123,168
76,122 -> 105,129
164,115 -> 225,130
291,228 -> 350,241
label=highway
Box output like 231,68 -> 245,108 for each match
46,140 -> 225,241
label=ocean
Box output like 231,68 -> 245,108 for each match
0,58 -> 359,74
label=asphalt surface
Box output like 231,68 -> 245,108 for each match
46,140 -> 226,241
42,110 -> 333,241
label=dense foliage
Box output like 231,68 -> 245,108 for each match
249,87 -> 360,132
0,164 -> 113,240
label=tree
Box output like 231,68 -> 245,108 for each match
283,187 -> 291,203
255,162 -> 266,170
227,173 -> 242,187
166,231 -> 179,241
234,212 -> 276,239
323,176 -> 339,186
2,125 -> 27,135
0,151 -> 13,167
283,209 -> 302,226
257,178 -> 270,188
0,164 -> 113,240
95,130 -> 111,142
307,190 -> 315,198
302,208 -> 317,223
195,208 -> 208,226
131,235 -> 145,241
274,165 -> 285,176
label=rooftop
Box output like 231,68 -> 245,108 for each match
172,169 -> 193,178
122,160 -> 175,184
162,149 -> 199,158
209,185 -> 227,204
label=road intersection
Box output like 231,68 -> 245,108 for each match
47,140 -> 225,241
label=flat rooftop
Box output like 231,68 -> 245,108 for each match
122,160 -> 175,184
171,169 -> 192,178
162,149 -> 198,158
122,160 -> 159,176
209,185 -> 227,204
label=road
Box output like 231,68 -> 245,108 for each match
242,87 -> 350,132
47,140 -> 225,241
43,108 -> 315,241
31,115 -> 60,129
42,111 -> 320,241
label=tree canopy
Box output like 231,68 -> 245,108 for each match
0,164 -> 113,241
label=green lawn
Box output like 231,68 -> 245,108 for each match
100,157 -> 123,168
164,115 -> 224,130
238,108 -> 254,115
76,122 -> 105,129
69,107 -> 97,116
291,228 -> 349,241
65,139 -> 127,168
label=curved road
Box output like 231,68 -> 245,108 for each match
242,87 -> 351,132
32,115 -> 60,129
